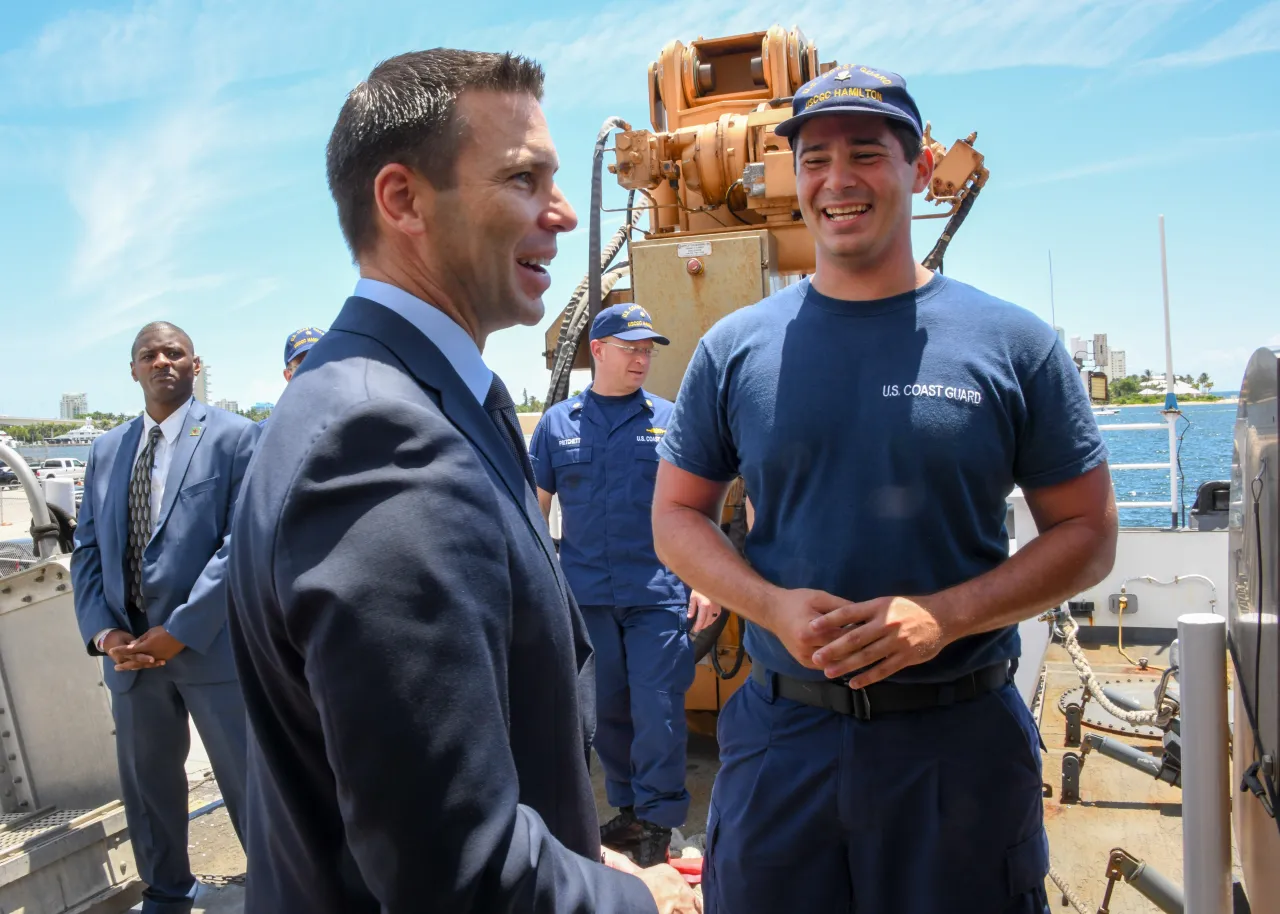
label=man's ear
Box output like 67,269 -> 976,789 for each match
192,355 -> 202,377
912,145 -> 935,195
372,163 -> 433,243
283,367 -> 293,382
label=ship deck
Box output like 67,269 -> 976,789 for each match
93,635 -> 1242,913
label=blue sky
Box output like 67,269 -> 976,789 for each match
2,0 -> 1278,418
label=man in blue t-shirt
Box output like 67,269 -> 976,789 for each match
652,65 -> 1117,913
529,303 -> 698,868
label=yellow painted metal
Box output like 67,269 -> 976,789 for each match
628,229 -> 777,403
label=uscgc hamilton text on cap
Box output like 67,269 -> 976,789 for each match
776,65 -> 923,140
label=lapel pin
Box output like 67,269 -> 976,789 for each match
189,426 -> 202,437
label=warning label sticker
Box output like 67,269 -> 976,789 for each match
676,241 -> 712,258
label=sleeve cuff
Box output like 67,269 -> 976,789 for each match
92,627 -> 119,654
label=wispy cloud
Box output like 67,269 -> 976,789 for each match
2,0 -> 360,351
67,103 -> 229,301
0,0 -> 366,111
501,0 -> 1197,113
1006,128 -> 1280,188
1143,0 -> 1280,67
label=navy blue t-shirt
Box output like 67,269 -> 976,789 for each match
587,389 -> 635,427
655,273 -> 1107,683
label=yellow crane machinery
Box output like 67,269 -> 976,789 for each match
543,25 -> 989,714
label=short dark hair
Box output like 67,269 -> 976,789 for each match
325,48 -> 545,257
886,120 -> 923,162
131,321 -> 193,360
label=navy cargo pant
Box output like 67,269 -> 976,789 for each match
582,604 -> 696,828
703,672 -> 1051,914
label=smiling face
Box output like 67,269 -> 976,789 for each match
130,326 -> 199,416
421,90 -> 577,334
793,114 -> 931,281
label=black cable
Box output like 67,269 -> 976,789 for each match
711,637 -> 746,679
545,123 -> 633,409
723,180 -> 749,225
588,118 -> 628,333
1233,462 -> 1278,824
1243,465 -> 1277,818
1175,412 -> 1191,527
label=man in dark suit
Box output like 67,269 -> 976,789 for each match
71,321 -> 260,913
225,49 -> 698,914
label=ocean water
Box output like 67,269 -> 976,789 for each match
12,401 -> 1238,530
1095,400 -> 1237,528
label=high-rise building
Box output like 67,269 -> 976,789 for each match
60,392 -> 88,419
1093,333 -> 1109,369
1068,337 -> 1089,365
213,399 -> 239,413
194,363 -> 211,403
1107,349 -> 1127,381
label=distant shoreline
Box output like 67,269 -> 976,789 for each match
1102,398 -> 1237,409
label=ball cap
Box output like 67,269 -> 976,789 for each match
590,303 -> 670,345
775,65 -> 922,140
284,326 -> 325,366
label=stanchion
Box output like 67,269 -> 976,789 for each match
1178,612 -> 1231,913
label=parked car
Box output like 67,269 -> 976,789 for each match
0,464 -> 18,488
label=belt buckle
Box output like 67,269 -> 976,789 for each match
850,686 -> 872,720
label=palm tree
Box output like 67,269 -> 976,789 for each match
1197,372 -> 1213,392
1141,369 -> 1153,382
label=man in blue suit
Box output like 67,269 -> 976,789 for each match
72,321 -> 260,913
226,49 -> 696,914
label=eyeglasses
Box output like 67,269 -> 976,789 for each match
604,341 -> 659,358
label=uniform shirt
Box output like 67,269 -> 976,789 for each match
656,273 -> 1107,683
530,385 -> 688,608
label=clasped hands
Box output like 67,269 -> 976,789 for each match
602,847 -> 702,914
768,589 -> 951,688
103,626 -> 187,671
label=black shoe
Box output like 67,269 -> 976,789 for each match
600,806 -> 643,849
632,819 -> 672,868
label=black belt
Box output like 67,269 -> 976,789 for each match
751,660 -> 1011,721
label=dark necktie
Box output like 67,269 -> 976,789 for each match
484,373 -> 536,491
127,425 -> 163,631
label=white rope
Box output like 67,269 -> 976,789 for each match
1057,613 -> 1176,728
1048,863 -> 1093,914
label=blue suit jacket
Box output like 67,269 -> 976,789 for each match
71,399 -> 260,692
226,297 -> 656,914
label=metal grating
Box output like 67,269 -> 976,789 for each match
0,808 -> 89,854
0,541 -> 37,578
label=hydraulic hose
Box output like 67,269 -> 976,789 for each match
588,117 -> 630,331
545,117 -> 639,408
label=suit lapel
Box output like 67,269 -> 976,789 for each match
106,418 -> 143,556
154,400 -> 207,538
329,297 -> 561,572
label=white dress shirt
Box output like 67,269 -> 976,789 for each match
354,277 -> 493,404
95,397 -> 194,650
135,397 -> 194,537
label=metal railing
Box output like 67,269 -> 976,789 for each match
1098,410 -> 1182,527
